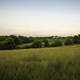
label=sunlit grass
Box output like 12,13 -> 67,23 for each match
0,45 -> 80,80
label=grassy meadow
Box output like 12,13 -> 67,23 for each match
0,45 -> 80,80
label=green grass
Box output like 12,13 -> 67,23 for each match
0,45 -> 80,80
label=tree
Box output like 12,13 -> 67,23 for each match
73,35 -> 80,44
51,40 -> 63,47
64,38 -> 73,45
32,40 -> 42,48
0,37 -> 16,50
10,35 -> 20,45
6,37 -> 16,49
43,39 -> 49,47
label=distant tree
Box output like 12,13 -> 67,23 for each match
0,37 -> 16,50
43,39 -> 49,47
51,40 -> 63,47
78,34 -> 80,38
0,36 -> 8,41
32,40 -> 42,48
0,34 -> 80,50
64,38 -> 73,45
28,37 -> 34,43
73,35 -> 80,44
5,37 -> 16,49
10,35 -> 20,45
18,36 -> 33,44
77,34 -> 80,44
0,41 -> 6,49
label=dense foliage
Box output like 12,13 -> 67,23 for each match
0,34 -> 80,49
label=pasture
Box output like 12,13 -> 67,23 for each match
0,45 -> 80,80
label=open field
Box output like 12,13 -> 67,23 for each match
0,45 -> 80,80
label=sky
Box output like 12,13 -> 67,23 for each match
0,0 -> 80,36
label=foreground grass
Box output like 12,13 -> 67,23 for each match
0,45 -> 80,80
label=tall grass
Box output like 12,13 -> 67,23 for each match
0,45 -> 80,80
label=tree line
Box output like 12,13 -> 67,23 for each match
0,34 -> 80,50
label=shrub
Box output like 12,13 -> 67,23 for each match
43,39 -> 50,47
16,43 -> 33,49
64,39 -> 73,45
51,40 -> 63,47
32,40 -> 42,48
0,38 -> 16,50
73,35 -> 80,44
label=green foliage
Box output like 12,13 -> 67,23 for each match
16,43 -> 33,49
32,40 -> 42,48
73,34 -> 80,44
43,39 -> 49,47
0,34 -> 80,49
5,37 -> 16,49
64,38 -> 73,45
0,37 -> 16,50
10,35 -> 20,45
51,40 -> 63,47
18,36 -> 33,44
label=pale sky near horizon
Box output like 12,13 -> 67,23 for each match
0,0 -> 80,36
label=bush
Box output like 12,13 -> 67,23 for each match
16,43 -> 33,49
73,35 -> 80,44
0,38 -> 16,50
51,40 -> 63,47
32,40 -> 42,48
64,39 -> 73,45
43,39 -> 49,47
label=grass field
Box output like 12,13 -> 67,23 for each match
0,45 -> 80,80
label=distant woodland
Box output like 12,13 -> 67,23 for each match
0,34 -> 80,50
